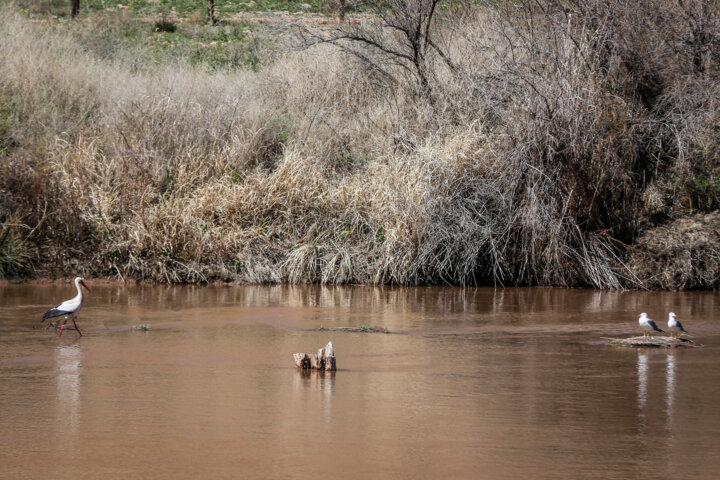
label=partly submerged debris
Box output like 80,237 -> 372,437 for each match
604,335 -> 700,348
318,325 -> 390,334
293,341 -> 336,371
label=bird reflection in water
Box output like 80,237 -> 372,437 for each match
637,351 -> 648,421
56,343 -> 82,434
665,352 -> 676,424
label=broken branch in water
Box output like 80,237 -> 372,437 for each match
318,325 -> 390,333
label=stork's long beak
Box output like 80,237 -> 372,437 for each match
81,280 -> 90,292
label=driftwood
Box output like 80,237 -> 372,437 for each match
604,335 -> 700,348
318,325 -> 390,334
293,341 -> 337,371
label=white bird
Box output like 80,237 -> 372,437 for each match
667,312 -> 688,339
42,277 -> 90,338
638,312 -> 664,337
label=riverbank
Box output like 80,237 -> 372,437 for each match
2,2 -> 720,289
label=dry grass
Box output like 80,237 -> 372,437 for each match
0,216 -> 34,278
630,212 -> 720,289
1,1 -> 720,287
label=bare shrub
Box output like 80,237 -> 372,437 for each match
299,0 -> 460,107
630,212 -> 720,289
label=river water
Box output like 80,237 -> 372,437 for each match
1,284 -> 719,479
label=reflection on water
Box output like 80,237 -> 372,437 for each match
666,352 -> 676,424
664,351 -> 677,475
56,343 -> 82,435
294,370 -> 335,424
0,285 -> 719,480
294,370 -> 335,395
635,349 -> 686,473
637,352 -> 648,419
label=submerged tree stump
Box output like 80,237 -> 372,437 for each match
604,336 -> 700,348
293,341 -> 337,371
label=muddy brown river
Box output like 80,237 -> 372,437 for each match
1,284 -> 719,479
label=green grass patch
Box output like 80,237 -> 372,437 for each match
66,12 -> 274,72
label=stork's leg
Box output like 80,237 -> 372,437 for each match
72,319 -> 83,337
58,323 -> 66,339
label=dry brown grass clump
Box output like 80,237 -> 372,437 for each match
630,212 -> 720,289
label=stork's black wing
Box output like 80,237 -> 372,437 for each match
42,308 -> 71,322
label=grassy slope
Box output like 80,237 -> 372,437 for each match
1,1 -> 720,288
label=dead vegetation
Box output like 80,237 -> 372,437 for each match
604,336 -> 701,348
630,212 -> 720,289
1,1 -> 720,288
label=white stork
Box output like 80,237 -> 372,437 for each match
667,312 -> 689,339
42,277 -> 90,338
638,312 -> 664,337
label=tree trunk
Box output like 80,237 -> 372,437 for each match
338,0 -> 345,23
207,0 -> 217,25
293,341 -> 337,371
71,0 -> 80,18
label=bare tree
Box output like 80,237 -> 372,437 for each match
301,0 -> 457,103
